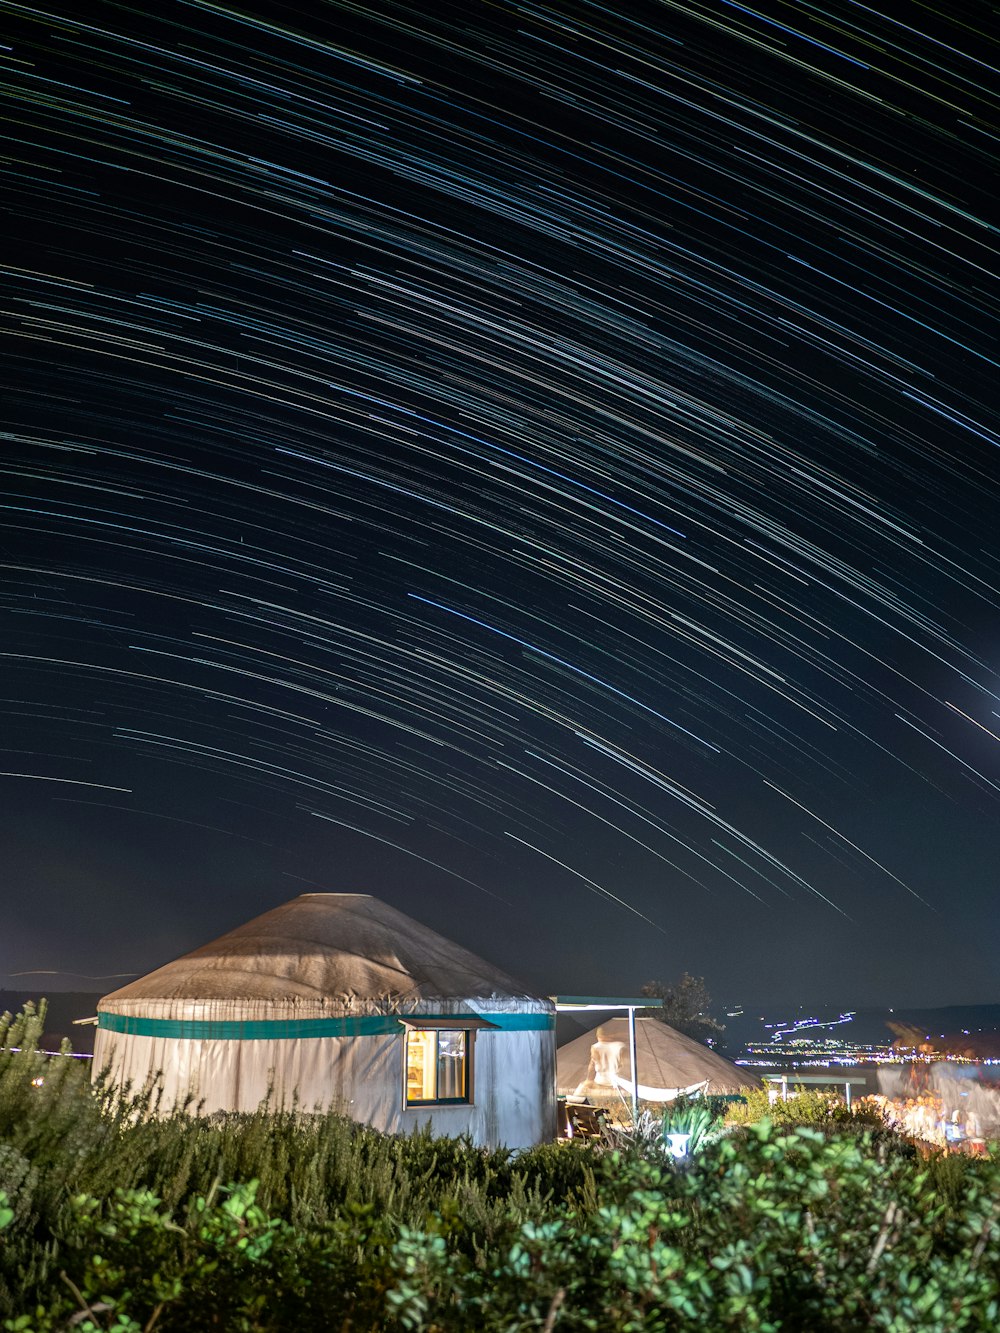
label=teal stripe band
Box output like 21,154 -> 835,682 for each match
97,1011 -> 555,1040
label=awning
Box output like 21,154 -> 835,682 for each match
398,1016 -> 500,1031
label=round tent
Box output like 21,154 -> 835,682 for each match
557,1017 -> 762,1103
94,893 -> 556,1147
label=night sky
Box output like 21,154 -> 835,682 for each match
2,0 -> 997,1011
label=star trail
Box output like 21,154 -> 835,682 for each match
1,0 -> 997,1007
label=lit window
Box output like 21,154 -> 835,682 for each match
404,1028 -> 469,1105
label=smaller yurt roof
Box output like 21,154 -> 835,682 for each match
99,894 -> 549,1018
557,1017 -> 762,1098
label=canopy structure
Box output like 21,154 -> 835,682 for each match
554,996 -> 661,1121
557,1017 -> 762,1104
94,893 -> 556,1147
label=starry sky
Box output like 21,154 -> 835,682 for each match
1,0 -> 998,1011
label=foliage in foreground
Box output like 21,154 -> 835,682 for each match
2,1004 -> 1000,1331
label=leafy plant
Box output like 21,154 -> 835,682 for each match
724,1084 -> 888,1132
3,1007 -> 1000,1331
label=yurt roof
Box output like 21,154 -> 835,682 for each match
98,894 -> 548,1016
557,1017 -> 762,1096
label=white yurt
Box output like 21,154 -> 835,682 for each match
557,1017 -> 762,1103
94,893 -> 556,1147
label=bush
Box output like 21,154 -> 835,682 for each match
724,1084 -> 889,1132
3,1008 -> 1000,1330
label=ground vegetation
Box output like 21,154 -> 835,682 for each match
2,1004 -> 998,1331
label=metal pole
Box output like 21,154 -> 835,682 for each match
628,1005 -> 639,1123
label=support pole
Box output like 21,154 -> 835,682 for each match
628,1005 -> 639,1123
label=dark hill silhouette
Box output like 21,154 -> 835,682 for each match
0,991 -> 101,1055
721,1003 -> 1000,1058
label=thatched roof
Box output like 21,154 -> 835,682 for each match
557,1017 -> 762,1098
99,894 -> 548,1017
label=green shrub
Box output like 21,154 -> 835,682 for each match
725,1084 -> 888,1132
3,1007 -> 1000,1330
661,1095 -> 725,1154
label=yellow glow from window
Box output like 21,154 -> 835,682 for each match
405,1029 -> 468,1104
406,1029 -> 437,1103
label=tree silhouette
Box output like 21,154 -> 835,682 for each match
640,973 -> 725,1044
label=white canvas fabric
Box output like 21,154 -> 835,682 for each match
557,1017 -> 762,1101
94,894 -> 556,1147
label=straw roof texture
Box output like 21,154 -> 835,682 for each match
99,894 -> 547,1016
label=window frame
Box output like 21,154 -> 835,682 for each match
402,1022 -> 480,1107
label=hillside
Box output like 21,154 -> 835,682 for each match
0,991 -> 101,1055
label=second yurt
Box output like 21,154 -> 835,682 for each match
557,1017 -> 762,1103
